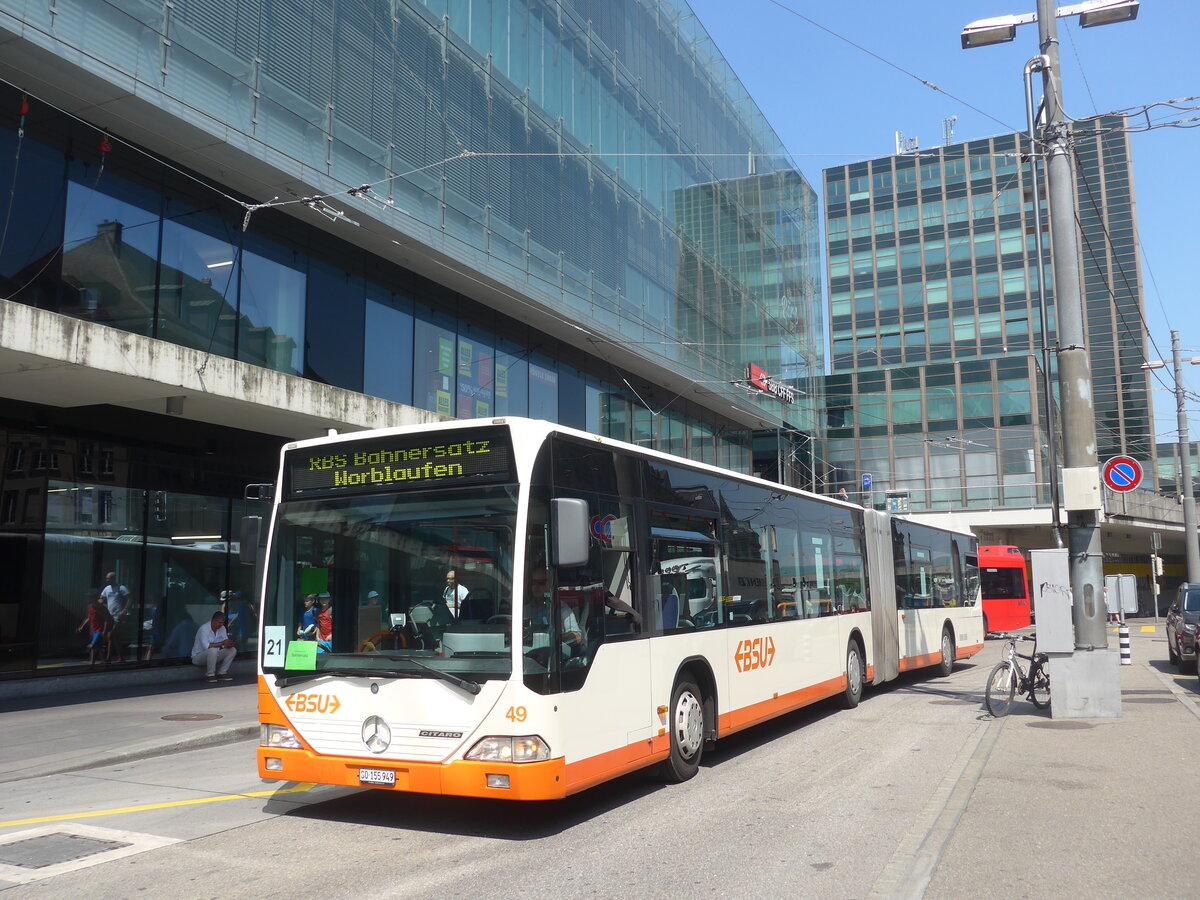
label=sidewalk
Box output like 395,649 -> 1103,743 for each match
0,662 -> 260,784
924,629 -> 1200,898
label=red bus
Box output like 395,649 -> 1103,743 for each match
978,545 -> 1031,633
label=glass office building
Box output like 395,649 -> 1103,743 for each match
0,0 -> 821,679
820,117 -> 1152,511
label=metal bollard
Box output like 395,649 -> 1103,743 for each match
1118,622 -> 1132,665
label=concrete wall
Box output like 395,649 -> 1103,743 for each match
0,300 -> 443,440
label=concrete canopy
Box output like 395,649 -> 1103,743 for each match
0,301 -> 442,441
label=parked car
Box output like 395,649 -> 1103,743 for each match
1165,583 -> 1200,672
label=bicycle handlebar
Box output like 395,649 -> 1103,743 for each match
986,631 -> 1037,642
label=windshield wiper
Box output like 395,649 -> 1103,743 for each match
383,655 -> 481,695
274,668 -> 420,688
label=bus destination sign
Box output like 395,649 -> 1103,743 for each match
287,428 -> 512,497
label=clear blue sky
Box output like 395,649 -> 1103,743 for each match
687,0 -> 1198,446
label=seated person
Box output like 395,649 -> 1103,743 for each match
525,568 -> 583,662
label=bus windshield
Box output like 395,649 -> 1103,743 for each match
260,485 -> 517,682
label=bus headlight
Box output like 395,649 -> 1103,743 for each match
465,735 -> 551,762
261,724 -> 303,749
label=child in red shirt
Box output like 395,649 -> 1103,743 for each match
76,596 -> 113,666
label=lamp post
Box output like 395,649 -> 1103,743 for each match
1023,56 -> 1063,549
962,0 -> 1138,656
1142,332 -> 1200,584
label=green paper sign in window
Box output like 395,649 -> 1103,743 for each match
285,641 -> 317,671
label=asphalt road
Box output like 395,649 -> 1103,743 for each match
2,632 -> 1196,899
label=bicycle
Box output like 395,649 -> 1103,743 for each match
984,632 -> 1050,717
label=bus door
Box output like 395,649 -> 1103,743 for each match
899,544 -> 933,659
646,510 -> 721,733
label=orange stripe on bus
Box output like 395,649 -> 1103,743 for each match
257,746 -> 569,800
562,736 -> 670,795
717,674 -> 845,736
956,642 -> 983,660
898,652 -> 939,672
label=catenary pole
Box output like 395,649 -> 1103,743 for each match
1036,0 -> 1106,650
1172,330 -> 1200,583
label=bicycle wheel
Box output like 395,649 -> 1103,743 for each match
1029,661 -> 1051,709
985,660 -> 1017,717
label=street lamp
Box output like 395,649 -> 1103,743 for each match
962,0 -> 1139,668
1141,332 -> 1200,584
961,0 -> 1138,47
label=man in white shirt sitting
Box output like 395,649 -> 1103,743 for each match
191,611 -> 237,683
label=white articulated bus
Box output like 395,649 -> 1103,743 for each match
252,417 -> 982,800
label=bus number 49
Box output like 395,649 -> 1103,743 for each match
735,637 -> 776,672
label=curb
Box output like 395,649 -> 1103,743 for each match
0,659 -> 258,703
0,723 -> 260,785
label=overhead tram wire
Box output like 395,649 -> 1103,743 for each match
760,0 -> 1019,134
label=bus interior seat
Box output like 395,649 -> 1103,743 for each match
661,592 -> 679,630
459,591 -> 495,621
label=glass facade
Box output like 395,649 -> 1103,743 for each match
822,118 -> 1152,512
0,408 -> 276,675
0,0 -> 821,416
0,2 -> 830,677
821,359 -> 1048,511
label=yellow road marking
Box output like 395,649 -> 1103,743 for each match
1140,626 -> 1157,633
0,783 -> 316,829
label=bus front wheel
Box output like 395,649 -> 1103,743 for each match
661,678 -> 705,783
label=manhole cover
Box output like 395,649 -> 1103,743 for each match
1123,697 -> 1175,704
930,700 -> 975,705
161,713 -> 223,721
1027,721 -> 1095,730
0,833 -> 131,869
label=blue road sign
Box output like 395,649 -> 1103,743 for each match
862,473 -> 873,491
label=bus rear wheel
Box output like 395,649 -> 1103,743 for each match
661,677 -> 705,783
936,628 -> 956,677
840,642 -> 864,709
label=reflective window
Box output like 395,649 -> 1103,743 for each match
495,345 -> 529,417
160,201 -> 238,357
239,236 -> 306,376
305,261 -> 364,391
61,174 -> 162,338
456,326 -> 495,419
529,357 -> 558,420
414,313 -> 457,416
0,132 -> 64,309
363,293 -> 414,404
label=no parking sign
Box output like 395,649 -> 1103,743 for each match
1102,456 -> 1143,493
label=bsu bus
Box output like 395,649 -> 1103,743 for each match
978,545 -> 1032,633
251,418 -> 983,799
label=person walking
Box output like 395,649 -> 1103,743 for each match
100,571 -> 132,663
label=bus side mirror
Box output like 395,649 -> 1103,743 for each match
239,516 -> 262,566
551,498 -> 590,568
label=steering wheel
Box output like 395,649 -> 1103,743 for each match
486,615 -> 511,625
358,630 -> 407,652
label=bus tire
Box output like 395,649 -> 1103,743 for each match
840,641 -> 864,709
937,628 -> 956,677
661,677 -> 705,783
